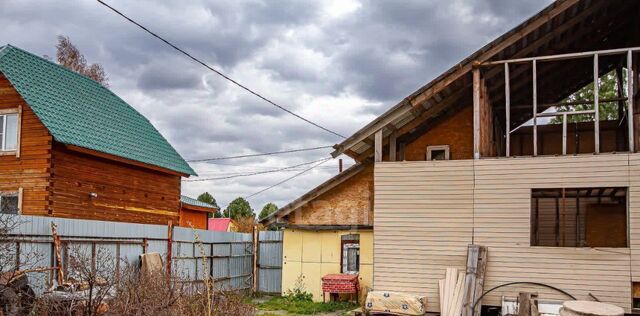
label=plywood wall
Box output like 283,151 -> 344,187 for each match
374,153 -> 639,313
0,74 -> 52,215
49,144 -> 181,225
281,229 -> 373,302
288,164 -> 374,226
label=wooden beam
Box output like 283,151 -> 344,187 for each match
473,68 -> 481,159
374,129 -> 383,162
389,131 -> 397,162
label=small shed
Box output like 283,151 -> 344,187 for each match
179,195 -> 217,229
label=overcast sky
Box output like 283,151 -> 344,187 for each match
1,0 -> 552,212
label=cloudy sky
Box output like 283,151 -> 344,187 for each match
1,0 -> 552,212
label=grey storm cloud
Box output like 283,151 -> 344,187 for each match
0,0 -> 553,210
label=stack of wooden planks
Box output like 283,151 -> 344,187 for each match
439,268 -> 466,316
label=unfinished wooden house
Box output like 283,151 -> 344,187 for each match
268,0 -> 640,313
0,45 -> 197,225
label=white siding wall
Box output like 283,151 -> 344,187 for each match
374,153 -> 638,313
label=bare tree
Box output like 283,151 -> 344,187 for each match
56,36 -> 109,87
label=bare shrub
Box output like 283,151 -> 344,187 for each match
36,245 -> 115,316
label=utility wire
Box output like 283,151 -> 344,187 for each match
187,145 -> 333,162
97,0 -> 346,139
194,164 -> 353,176
184,158 -> 329,182
245,158 -> 332,199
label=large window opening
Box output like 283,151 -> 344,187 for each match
531,187 -> 627,248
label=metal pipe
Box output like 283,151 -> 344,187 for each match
594,54 -> 600,154
481,46 -> 640,66
628,50 -> 635,152
533,60 -> 538,156
505,63 -> 511,157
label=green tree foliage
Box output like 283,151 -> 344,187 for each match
259,203 -> 279,220
551,70 -> 626,124
224,197 -> 254,220
197,192 -> 222,218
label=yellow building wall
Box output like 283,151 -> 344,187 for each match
282,228 -> 373,302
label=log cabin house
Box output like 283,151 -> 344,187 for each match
0,44 -> 199,226
264,0 -> 640,313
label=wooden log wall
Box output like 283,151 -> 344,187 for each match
0,74 -> 52,215
49,144 -> 181,225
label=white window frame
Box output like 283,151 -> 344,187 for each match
426,145 -> 450,161
0,107 -> 21,156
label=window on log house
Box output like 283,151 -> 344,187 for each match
0,113 -> 19,151
0,192 -> 19,214
531,187 -> 627,248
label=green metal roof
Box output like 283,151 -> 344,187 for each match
180,195 -> 217,209
0,45 -> 196,175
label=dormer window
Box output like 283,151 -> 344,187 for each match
0,112 -> 18,152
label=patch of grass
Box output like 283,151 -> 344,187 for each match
256,295 -> 358,315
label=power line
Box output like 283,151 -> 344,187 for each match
187,145 -> 333,162
194,164 -> 353,176
245,158 -> 332,199
184,158 -> 329,182
97,0 -> 346,139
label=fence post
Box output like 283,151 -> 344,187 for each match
252,226 -> 258,293
167,220 -> 173,277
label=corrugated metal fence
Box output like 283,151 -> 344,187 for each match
257,231 -> 283,293
0,214 -> 253,294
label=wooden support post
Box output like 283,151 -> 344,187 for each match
517,292 -> 539,316
389,132 -> 397,162
473,68 -> 481,159
562,114 -> 567,155
167,220 -> 173,277
51,222 -> 64,285
374,129 -> 383,162
462,245 -> 488,316
594,54 -> 600,154
505,63 -> 511,157
252,225 -> 258,293
533,60 -> 538,156
338,159 -> 343,172
628,50 -> 635,152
